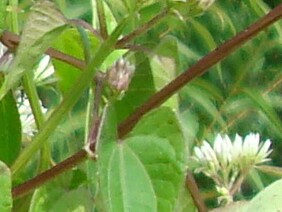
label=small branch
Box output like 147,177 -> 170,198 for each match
116,8 -> 169,48
68,19 -> 102,39
0,31 -> 86,70
12,150 -> 87,198
229,171 -> 248,196
117,3 -> 282,138
186,172 -> 207,212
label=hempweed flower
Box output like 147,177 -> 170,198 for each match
232,133 -> 272,170
192,132 -> 272,204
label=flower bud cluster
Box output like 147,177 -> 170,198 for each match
192,133 -> 272,203
106,59 -> 135,93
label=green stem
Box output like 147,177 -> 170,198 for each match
8,0 -> 19,34
11,18 -> 127,176
9,0 -> 50,172
22,70 -> 50,171
96,0 -> 108,39
77,26 -> 92,63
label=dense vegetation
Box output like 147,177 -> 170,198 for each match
1,0 -> 282,211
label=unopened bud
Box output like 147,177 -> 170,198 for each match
106,59 -> 135,93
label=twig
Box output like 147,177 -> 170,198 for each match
116,8 -> 169,47
186,172 -> 207,212
0,31 -> 86,70
12,149 -> 87,198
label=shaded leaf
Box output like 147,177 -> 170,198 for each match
114,53 -> 155,123
0,161 -> 12,212
29,185 -> 92,212
0,0 -> 67,99
0,83 -> 21,165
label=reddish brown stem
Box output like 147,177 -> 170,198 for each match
186,172 -> 207,212
0,31 -> 86,70
12,150 -> 87,198
117,4 -> 282,138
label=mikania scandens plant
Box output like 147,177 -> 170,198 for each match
192,133 -> 272,205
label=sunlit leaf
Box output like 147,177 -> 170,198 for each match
244,179 -> 282,211
0,79 -> 21,165
52,28 -> 100,94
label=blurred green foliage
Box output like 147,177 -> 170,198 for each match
1,0 -> 282,211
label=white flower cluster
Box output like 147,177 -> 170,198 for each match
17,93 -> 47,141
192,133 -> 272,202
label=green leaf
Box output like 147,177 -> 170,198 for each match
51,28 -> 100,94
114,53 -> 155,123
174,184 -> 197,212
95,103 -> 158,211
96,106 -> 188,211
0,86 -> 21,165
0,0 -> 67,100
128,107 -> 188,210
0,161 -> 12,212
97,138 -> 158,212
29,184 -> 92,212
244,179 -> 282,211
